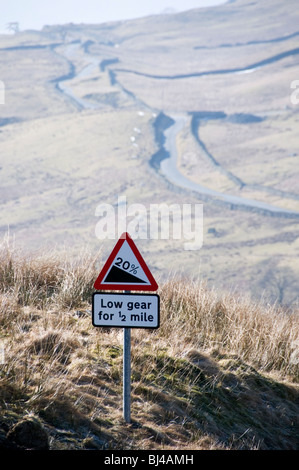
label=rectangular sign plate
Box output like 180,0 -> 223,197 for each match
92,292 -> 160,329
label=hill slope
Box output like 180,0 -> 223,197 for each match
0,242 -> 298,450
0,0 -> 299,304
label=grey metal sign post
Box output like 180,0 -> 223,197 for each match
92,291 -> 160,423
123,290 -> 131,423
123,322 -> 131,423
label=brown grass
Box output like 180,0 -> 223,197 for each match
0,239 -> 298,450
0,237 -> 98,310
158,277 -> 298,378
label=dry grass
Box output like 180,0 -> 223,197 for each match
0,240 -> 298,450
158,277 -> 299,378
0,237 -> 98,311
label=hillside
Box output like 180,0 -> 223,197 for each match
0,241 -> 298,450
0,0 -> 299,305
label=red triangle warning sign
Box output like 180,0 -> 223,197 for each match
94,233 -> 158,291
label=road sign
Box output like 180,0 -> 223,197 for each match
94,232 -> 158,291
93,233 -> 159,423
92,292 -> 160,329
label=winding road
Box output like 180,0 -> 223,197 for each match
54,41 -> 299,219
160,115 -> 299,217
